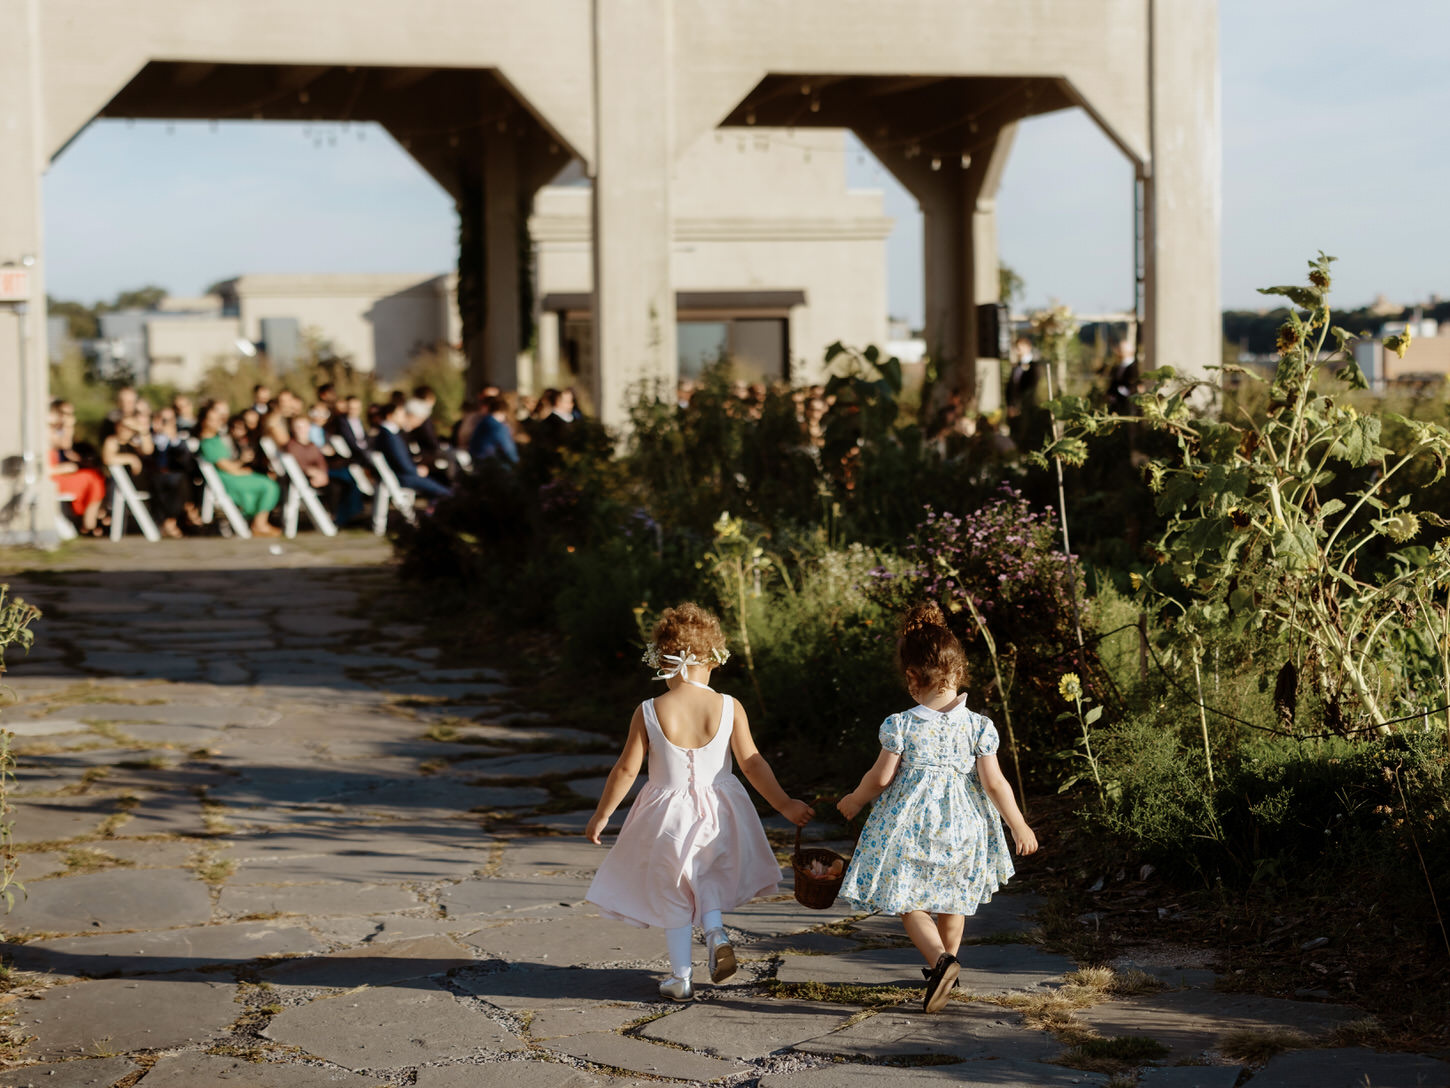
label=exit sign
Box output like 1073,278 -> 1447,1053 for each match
0,268 -> 29,302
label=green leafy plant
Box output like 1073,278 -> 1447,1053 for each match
1043,253 -> 1450,739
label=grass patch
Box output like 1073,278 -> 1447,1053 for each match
764,979 -> 922,1008
1061,1034 -> 1172,1074
63,847 -> 134,874
192,852 -> 237,885
37,683 -> 169,711
1328,1017 -> 1389,1048
1219,1027 -> 1312,1064
423,722 -> 462,743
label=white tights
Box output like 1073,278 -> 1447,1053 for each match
665,910 -> 724,978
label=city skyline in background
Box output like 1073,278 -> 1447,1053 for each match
40,0 -> 1450,327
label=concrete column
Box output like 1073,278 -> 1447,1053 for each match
590,0 -> 676,427
1144,0 -> 1220,380
970,124 -> 1016,416
482,130 -> 522,390
535,309 -> 560,393
867,125 -> 1015,414
0,0 -> 58,546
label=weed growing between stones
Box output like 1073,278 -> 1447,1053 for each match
763,979 -> 925,1008
1061,1034 -> 1172,1074
1219,1026 -> 1313,1064
63,848 -> 134,874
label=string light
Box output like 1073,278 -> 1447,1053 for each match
809,96 -> 820,113
960,153 -> 972,169
930,156 -> 941,171
745,109 -> 756,125
298,89 -> 309,104
449,132 -> 460,148
800,82 -> 811,96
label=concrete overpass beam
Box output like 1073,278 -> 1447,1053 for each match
0,0 -> 58,546
590,0 -> 676,427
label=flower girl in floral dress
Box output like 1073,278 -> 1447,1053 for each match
586,603 -> 814,1000
837,601 -> 1038,1012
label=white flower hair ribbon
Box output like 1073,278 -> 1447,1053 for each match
655,650 -> 705,681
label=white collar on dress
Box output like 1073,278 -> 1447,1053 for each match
907,693 -> 970,720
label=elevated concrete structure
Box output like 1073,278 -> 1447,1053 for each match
0,0 -> 1220,545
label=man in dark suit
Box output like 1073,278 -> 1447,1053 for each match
330,395 -> 371,462
374,401 -> 451,501
468,396 -> 520,466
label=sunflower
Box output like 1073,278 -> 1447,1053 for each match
1058,672 -> 1083,702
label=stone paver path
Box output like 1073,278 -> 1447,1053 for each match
0,538 -> 1446,1088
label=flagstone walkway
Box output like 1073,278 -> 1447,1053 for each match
0,537 -> 1444,1088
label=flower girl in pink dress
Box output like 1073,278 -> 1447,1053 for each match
586,603 -> 814,1000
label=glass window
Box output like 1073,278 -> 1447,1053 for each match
678,321 -> 729,379
729,319 -> 787,383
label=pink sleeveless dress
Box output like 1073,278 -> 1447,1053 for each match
587,693 -> 780,929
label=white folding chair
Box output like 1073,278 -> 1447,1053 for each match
195,458 -> 253,538
368,451 -> 417,535
329,434 -> 374,496
54,491 -> 79,541
279,451 -> 338,539
106,464 -> 161,542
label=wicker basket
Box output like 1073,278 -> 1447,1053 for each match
791,826 -> 849,910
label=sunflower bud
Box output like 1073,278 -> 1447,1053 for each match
1276,324 -> 1300,355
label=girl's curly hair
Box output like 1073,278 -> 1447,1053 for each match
651,602 -> 728,662
897,600 -> 968,694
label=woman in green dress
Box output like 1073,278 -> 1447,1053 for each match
197,400 -> 281,537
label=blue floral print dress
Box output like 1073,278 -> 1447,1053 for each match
839,696 -> 1015,916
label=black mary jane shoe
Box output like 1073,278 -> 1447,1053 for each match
922,952 -> 960,1013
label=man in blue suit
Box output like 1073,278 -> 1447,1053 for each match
467,396 -> 520,467
374,401 -> 452,502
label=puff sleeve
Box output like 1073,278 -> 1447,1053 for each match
972,714 -> 1001,758
878,713 -> 907,754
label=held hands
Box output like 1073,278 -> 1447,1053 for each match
1010,822 -> 1039,856
779,798 -> 815,827
836,793 -> 864,822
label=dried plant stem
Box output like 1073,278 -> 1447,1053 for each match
961,595 -> 1026,812
1192,649 -> 1215,787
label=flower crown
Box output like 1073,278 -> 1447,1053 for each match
641,642 -> 730,680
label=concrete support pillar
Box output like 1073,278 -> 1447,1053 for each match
865,124 -> 1015,414
0,0 -> 58,546
1144,0 -> 1220,380
535,309 -> 560,394
482,130 -> 522,390
590,0 -> 676,427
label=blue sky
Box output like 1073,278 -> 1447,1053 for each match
43,1 -> 1450,325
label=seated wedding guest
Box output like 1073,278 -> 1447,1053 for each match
331,395 -> 371,461
315,382 -> 337,410
260,411 -> 292,461
198,400 -> 280,537
275,389 -> 304,419
288,416 -> 362,525
100,385 -> 139,441
103,414 -> 180,539
306,402 -> 330,448
230,413 -> 260,468
467,395 -> 520,467
48,400 -> 108,536
531,387 -> 575,450
375,400 -> 452,503
252,384 -> 273,416
171,395 -> 197,435
151,405 -> 198,534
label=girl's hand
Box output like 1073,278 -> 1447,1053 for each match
584,812 -> 609,845
779,798 -> 815,827
1010,823 -> 1039,856
836,793 -> 863,821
